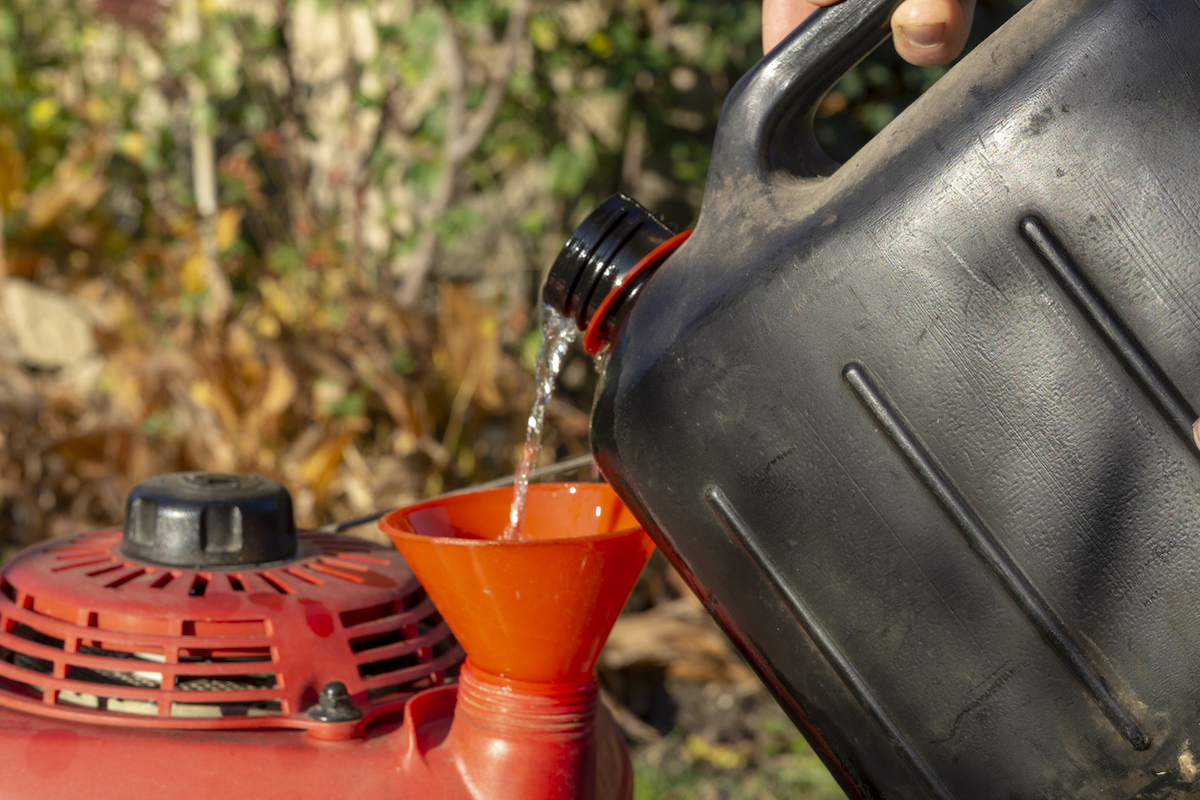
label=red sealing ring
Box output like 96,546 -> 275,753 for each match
581,229 -> 693,354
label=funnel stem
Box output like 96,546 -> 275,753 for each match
447,661 -> 600,800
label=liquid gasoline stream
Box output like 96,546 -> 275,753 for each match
502,305 -> 578,540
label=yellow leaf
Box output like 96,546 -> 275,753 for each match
24,183 -> 73,229
684,734 -> 749,771
253,313 -> 282,339
529,15 -> 559,51
181,252 -> 207,294
103,353 -> 146,422
0,125 -> 26,211
117,131 -> 147,163
298,434 -> 350,498
259,361 -> 298,421
586,32 -> 614,58
189,379 -> 214,410
24,145 -> 109,228
215,207 -> 243,252
189,378 -> 240,432
259,278 -> 298,325
242,358 -> 297,441
29,98 -> 59,130
82,96 -> 109,124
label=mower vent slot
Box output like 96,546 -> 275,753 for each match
227,575 -> 245,592
86,564 -> 127,578
150,572 -> 176,589
347,614 -> 446,656
9,622 -> 65,651
0,673 -> 42,700
258,571 -> 294,594
336,554 -> 392,567
351,595 -> 452,677
175,673 -> 277,691
52,549 -> 111,561
50,546 -> 112,559
170,700 -> 282,718
6,648 -> 53,675
340,600 -> 401,629
52,556 -> 119,572
308,562 -> 363,583
66,664 -> 162,689
178,648 -> 273,663
49,538 -> 114,551
284,567 -> 322,585
105,569 -> 148,589
363,640 -> 460,702
350,628 -> 407,654
0,581 -> 13,602
189,574 -> 209,597
78,643 -> 166,661
358,652 -> 422,678
180,620 -> 268,637
58,691 -> 158,716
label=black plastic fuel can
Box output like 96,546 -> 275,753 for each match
545,0 -> 1200,797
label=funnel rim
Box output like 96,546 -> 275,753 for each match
377,482 -> 645,547
381,520 -> 645,548
378,481 -> 655,684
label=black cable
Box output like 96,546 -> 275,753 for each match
320,454 -> 598,533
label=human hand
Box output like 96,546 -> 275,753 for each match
762,0 -> 977,67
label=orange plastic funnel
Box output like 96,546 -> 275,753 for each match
380,483 -> 654,683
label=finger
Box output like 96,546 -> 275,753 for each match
761,0 -> 976,66
891,0 -> 976,67
762,0 -> 823,53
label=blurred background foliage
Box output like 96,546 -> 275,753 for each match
0,0 -> 1026,795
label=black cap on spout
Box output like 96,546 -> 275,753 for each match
543,195 -> 674,331
120,472 -> 297,568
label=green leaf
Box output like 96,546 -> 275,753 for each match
403,7 -> 441,46
859,101 -> 896,134
546,143 -> 594,196
323,389 -> 367,419
433,205 -> 485,244
517,208 -> 546,238
529,14 -> 558,51
864,62 -> 892,87
835,69 -> 866,102
268,242 -> 304,274
390,348 -> 416,375
240,104 -> 267,135
142,410 -> 175,437
405,160 -> 441,198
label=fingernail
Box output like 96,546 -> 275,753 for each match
899,22 -> 946,48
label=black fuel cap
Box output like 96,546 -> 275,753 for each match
120,472 -> 297,568
543,194 -> 674,331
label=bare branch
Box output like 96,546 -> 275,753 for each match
449,0 -> 531,162
273,0 -> 314,240
395,0 -> 530,307
181,0 -> 231,328
0,208 -> 7,289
